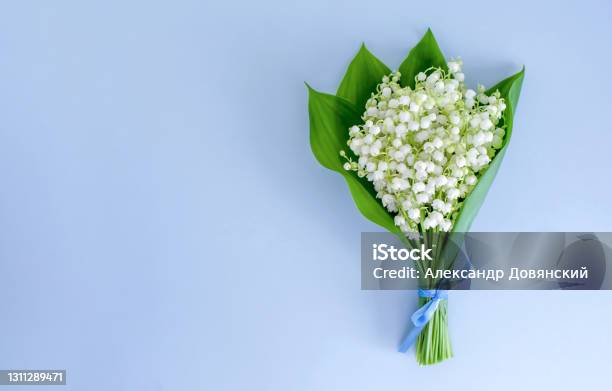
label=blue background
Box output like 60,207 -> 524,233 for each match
1,1 -> 611,390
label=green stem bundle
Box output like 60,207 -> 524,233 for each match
415,297 -> 452,365
414,230 -> 453,365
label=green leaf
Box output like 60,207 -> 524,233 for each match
336,44 -> 391,111
452,67 -> 525,232
398,28 -> 448,88
306,84 -> 400,233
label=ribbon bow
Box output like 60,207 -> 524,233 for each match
398,289 -> 448,353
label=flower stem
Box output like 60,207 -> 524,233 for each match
415,297 -> 453,365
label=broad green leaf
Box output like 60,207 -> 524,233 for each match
306,84 -> 400,233
452,67 -> 525,232
337,44 -> 391,111
398,28 -> 448,88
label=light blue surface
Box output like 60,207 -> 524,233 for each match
0,1 -> 611,390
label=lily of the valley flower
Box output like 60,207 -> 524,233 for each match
341,59 -> 506,233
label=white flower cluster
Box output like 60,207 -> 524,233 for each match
341,60 -> 506,233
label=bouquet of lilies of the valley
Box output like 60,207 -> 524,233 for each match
306,29 -> 524,365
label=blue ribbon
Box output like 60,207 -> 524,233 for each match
398,289 -> 448,353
